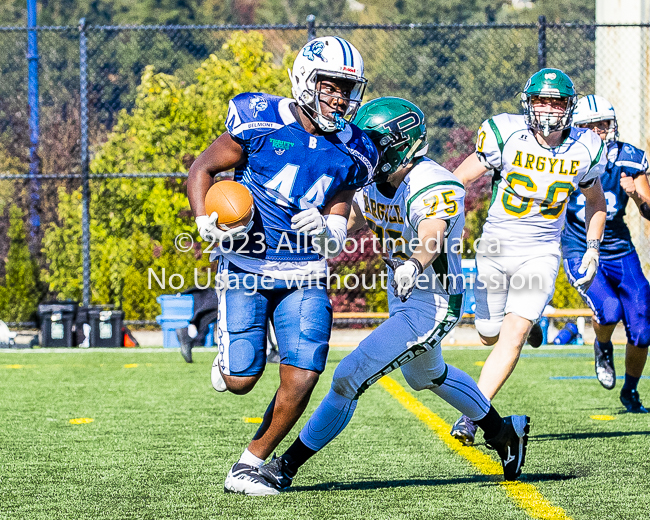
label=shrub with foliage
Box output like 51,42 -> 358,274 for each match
42,32 -> 294,319
0,205 -> 41,322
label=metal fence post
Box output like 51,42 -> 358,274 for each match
538,15 -> 547,69
27,0 -> 40,247
307,14 -> 316,42
79,18 -> 91,308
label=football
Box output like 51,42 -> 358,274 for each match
204,180 -> 254,230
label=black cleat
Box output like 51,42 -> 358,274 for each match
620,388 -> 648,413
594,342 -> 615,390
258,455 -> 294,492
176,327 -> 193,363
450,415 -> 478,446
485,415 -> 530,481
527,322 -> 544,348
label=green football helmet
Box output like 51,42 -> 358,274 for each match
521,68 -> 577,137
352,97 -> 428,183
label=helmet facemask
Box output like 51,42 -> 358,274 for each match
373,132 -> 428,184
522,93 -> 577,137
604,119 -> 618,142
292,70 -> 367,133
572,95 -> 618,142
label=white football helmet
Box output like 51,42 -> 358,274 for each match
572,95 -> 618,142
289,36 -> 367,132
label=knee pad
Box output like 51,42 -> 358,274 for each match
631,329 -> 650,349
475,318 -> 502,339
225,332 -> 266,376
330,356 -> 363,400
600,297 -> 624,325
273,287 -> 332,373
401,350 -> 447,391
402,365 -> 447,391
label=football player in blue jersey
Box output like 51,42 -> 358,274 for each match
186,36 -> 378,495
562,95 -> 650,413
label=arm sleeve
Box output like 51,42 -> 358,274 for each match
476,118 -> 503,170
225,99 -> 246,146
225,93 -> 283,150
617,147 -> 649,178
407,182 -> 465,232
578,139 -> 606,189
353,189 -> 366,212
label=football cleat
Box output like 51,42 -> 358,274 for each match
224,462 -> 279,496
176,327 -> 193,363
527,322 -> 544,348
485,415 -> 530,481
594,342 -> 616,390
620,388 -> 648,414
258,455 -> 294,491
211,356 -> 227,392
450,415 -> 478,446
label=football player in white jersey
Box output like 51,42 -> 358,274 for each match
449,69 -> 607,445
243,98 -> 530,496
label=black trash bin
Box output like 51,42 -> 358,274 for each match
38,302 -> 78,348
88,308 -> 124,347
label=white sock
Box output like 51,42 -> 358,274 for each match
239,448 -> 265,468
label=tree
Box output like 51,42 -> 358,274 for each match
0,205 -> 41,322
42,31 -> 294,319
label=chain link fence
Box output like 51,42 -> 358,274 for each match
1,18 -> 649,324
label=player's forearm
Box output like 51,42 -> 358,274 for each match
347,200 -> 367,235
347,214 -> 365,235
584,203 -> 606,242
187,134 -> 246,217
411,219 -> 447,268
631,174 -> 650,208
187,168 -> 214,217
453,153 -> 489,187
410,237 -> 441,269
581,178 -> 607,242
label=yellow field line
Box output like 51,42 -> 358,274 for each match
378,375 -> 572,520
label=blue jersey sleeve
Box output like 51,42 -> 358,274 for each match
342,124 -> 378,189
225,93 -> 285,150
615,142 -> 649,177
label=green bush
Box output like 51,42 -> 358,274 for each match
551,264 -> 588,310
0,205 -> 41,322
42,32 -> 294,320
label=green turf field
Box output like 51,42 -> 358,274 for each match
1,346 -> 648,520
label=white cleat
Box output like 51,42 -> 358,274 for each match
211,356 -> 227,392
224,462 -> 279,496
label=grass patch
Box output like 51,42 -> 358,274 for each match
0,347 -> 647,519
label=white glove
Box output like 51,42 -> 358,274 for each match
195,212 -> 247,244
573,248 -> 599,292
385,257 -> 423,302
290,207 -> 326,236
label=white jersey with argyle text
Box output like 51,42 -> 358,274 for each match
476,113 -> 606,256
356,157 -> 465,297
